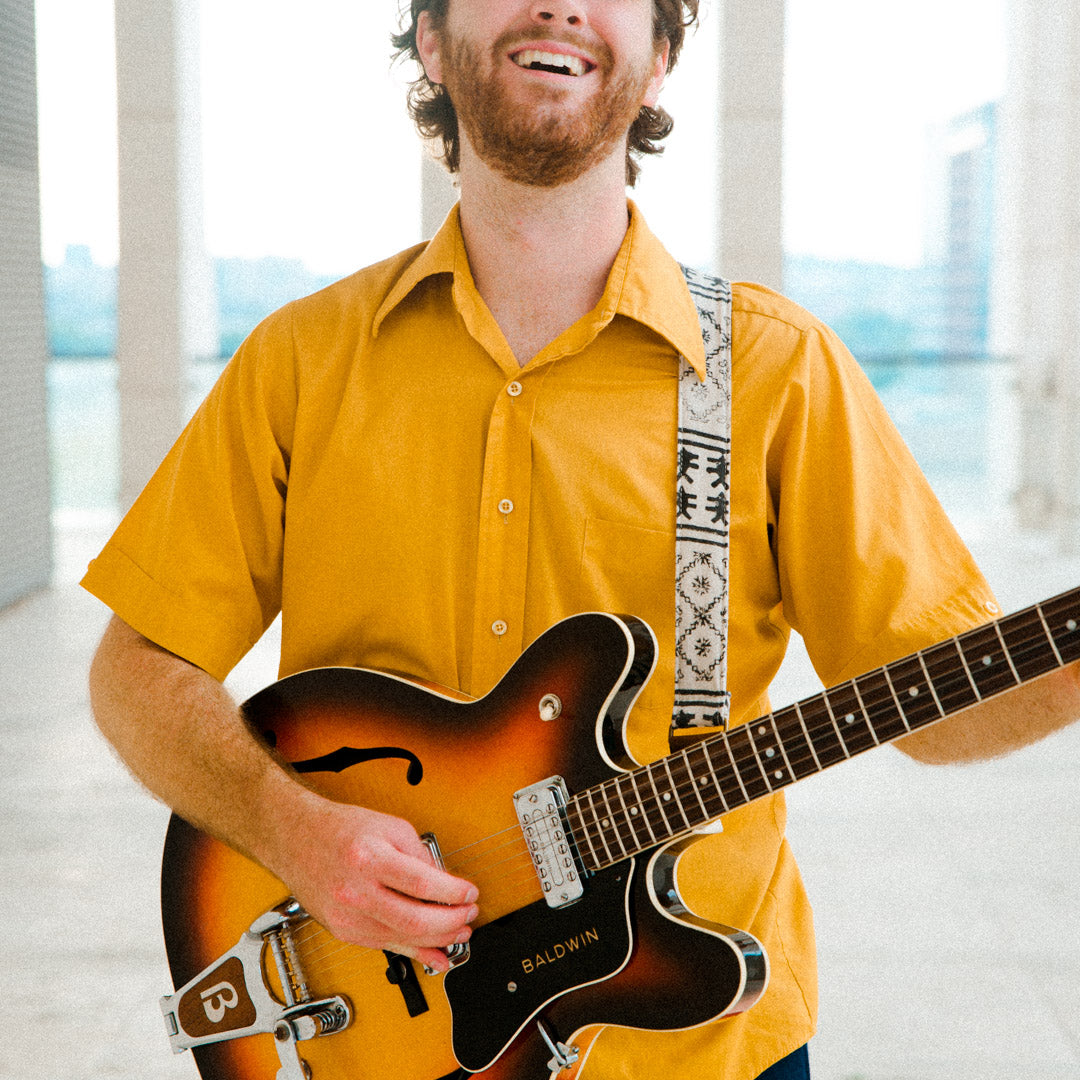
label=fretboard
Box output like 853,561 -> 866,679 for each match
565,586 -> 1080,873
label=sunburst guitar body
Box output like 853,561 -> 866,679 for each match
159,612 -> 768,1080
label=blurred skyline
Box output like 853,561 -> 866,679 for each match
35,0 -> 1007,274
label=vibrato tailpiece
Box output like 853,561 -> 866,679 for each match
160,899 -> 351,1080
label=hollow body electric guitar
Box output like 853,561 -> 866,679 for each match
160,593 -> 1080,1080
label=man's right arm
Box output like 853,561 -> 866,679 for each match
88,614 -> 478,972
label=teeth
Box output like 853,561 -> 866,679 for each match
512,49 -> 588,76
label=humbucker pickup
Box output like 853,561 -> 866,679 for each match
513,776 -> 585,908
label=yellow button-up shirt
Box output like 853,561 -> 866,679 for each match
83,203 -> 995,1079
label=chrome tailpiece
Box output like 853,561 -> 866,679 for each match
160,899 -> 351,1080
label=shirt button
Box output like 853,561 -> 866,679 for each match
498,498 -> 514,515
507,381 -> 523,397
491,620 -> 508,637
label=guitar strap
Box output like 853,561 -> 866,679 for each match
672,266 -> 733,736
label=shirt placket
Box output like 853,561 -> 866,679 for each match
468,369 -> 547,696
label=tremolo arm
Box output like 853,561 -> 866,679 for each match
160,899 -> 351,1080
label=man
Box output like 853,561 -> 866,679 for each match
84,2 -> 1080,1079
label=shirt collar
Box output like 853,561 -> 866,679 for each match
372,200 -> 707,381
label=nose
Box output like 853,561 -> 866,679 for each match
530,0 -> 586,27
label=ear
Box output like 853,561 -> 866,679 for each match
416,10 -> 445,85
642,40 -> 670,108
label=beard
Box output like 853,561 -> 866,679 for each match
438,27 -> 656,188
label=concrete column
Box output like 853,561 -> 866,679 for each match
0,0 -> 53,606
115,0 -> 218,509
991,0 -> 1080,548
715,0 -> 785,290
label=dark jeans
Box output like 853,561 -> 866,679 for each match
755,1044 -> 810,1080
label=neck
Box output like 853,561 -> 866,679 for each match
456,139 -> 631,366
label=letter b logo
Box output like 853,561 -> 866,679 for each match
200,981 -> 239,1023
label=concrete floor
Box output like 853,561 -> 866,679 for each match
3,515 -> 1078,1080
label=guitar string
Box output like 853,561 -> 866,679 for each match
295,608 -> 1072,927
285,864 -> 548,980
563,609 -> 1073,866
280,607 -> 1075,971
570,610 -> 1063,862
288,857 -> 546,969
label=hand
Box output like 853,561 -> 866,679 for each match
272,794 -> 479,973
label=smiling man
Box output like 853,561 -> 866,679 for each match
83,3 -> 1080,1080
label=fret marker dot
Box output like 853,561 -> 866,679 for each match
774,770 -> 784,780
1068,620 -> 1077,632
845,714 -> 855,724
699,777 -> 708,787
663,792 -> 671,802
765,748 -> 776,759
908,686 -> 919,698
601,819 -> 610,828
758,725 -> 768,736
630,807 -> 638,815
982,655 -> 993,666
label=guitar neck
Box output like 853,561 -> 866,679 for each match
567,586 -> 1080,873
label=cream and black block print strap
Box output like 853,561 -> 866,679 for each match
673,265 -> 732,736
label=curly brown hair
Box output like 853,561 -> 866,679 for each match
391,0 -> 700,186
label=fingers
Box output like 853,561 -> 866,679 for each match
285,802 -> 481,959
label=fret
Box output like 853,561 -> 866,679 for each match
584,789 -> 616,864
591,786 -> 617,859
823,683 -> 877,755
851,671 -> 900,744
613,775 -> 646,851
880,666 -> 912,734
922,638 -> 979,712
597,781 -> 629,859
798,695 -> 848,767
568,799 -> 602,871
769,707 -> 816,781
680,747 -> 713,821
627,771 -> 659,845
719,730 -> 752,807
1036,605 -> 1065,667
1043,594 -> 1080,663
741,724 -> 776,793
702,737 -> 745,811
791,701 -> 824,772
1000,608 -> 1061,682
952,637 -> 982,700
914,651 -> 948,724
690,741 -> 731,815
746,718 -> 795,788
728,725 -> 772,800
959,623 -> 1018,699
663,758 -> 695,830
885,654 -> 942,730
992,621 -> 1022,684
850,678 -> 882,745
645,763 -> 677,838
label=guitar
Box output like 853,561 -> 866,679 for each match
158,592 -> 1080,1080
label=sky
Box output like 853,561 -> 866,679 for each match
34,0 -> 1008,274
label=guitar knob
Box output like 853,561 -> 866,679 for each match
539,695 -> 562,721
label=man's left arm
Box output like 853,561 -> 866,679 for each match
897,662 -> 1080,763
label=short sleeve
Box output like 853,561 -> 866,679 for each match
80,310 -> 298,681
766,319 -> 998,686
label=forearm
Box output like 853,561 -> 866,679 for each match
88,614 -> 309,869
897,662 -> 1080,764
88,614 -> 479,969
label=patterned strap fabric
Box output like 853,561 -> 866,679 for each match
673,266 -> 733,733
